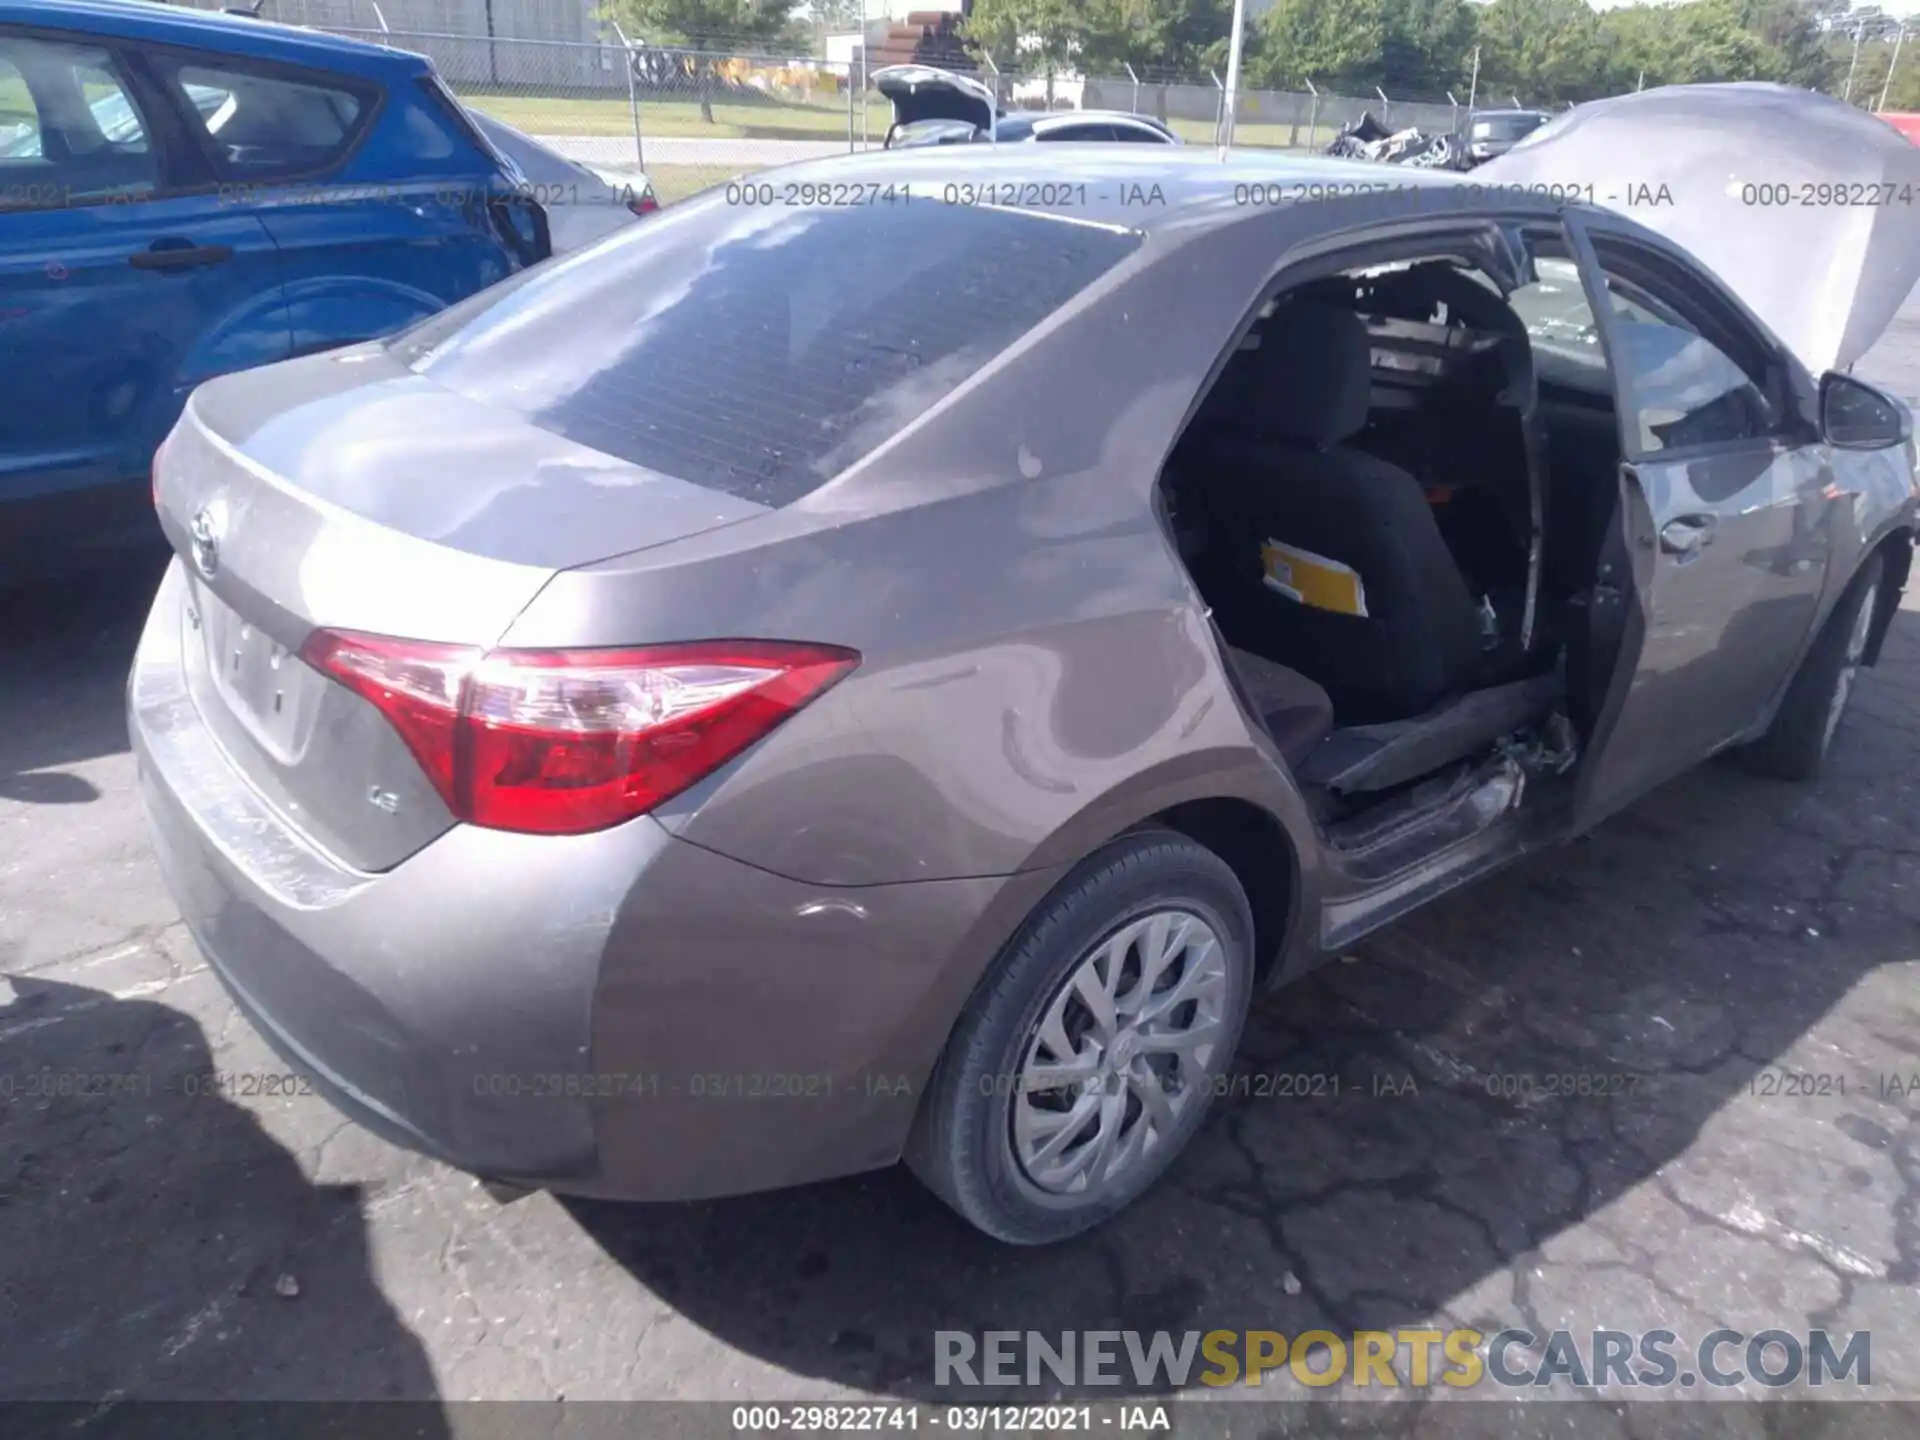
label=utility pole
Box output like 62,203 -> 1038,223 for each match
612,19 -> 643,167
1220,0 -> 1247,155
1843,20 -> 1864,104
1878,21 -> 1907,113
1466,46 -> 1480,117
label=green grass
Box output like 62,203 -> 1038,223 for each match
455,87 -> 893,142
1163,114 -> 1333,151
649,163 -> 758,205
452,86 -> 1324,151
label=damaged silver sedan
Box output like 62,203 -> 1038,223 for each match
134,88 -> 1919,1243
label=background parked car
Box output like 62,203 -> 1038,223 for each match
988,110 -> 1181,144
465,110 -> 657,256
1462,108 -> 1553,164
0,0 -> 549,585
1324,111 -> 1464,167
874,64 -> 1178,148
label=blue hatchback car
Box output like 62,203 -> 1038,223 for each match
0,0 -> 549,582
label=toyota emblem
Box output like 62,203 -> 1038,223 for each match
189,506 -> 221,580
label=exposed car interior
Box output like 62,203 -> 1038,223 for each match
0,42 -> 160,202
167,64 -> 364,177
1163,249 -> 1620,857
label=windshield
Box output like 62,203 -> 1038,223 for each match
1508,259 -> 1596,344
1471,114 -> 1544,142
887,118 -> 981,148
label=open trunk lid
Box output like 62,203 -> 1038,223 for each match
152,347 -> 767,872
1480,82 -> 1920,374
873,64 -> 997,141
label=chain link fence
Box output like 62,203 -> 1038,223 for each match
1078,76 -> 1476,152
316,28 -> 883,201
168,7 -> 1550,205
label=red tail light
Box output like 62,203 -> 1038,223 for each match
628,186 -> 660,216
299,632 -> 858,836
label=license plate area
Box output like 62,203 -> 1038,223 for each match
183,576 -> 323,762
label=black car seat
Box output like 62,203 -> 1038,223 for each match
1189,300 -> 1488,723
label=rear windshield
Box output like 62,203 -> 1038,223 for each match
393,200 -> 1139,505
888,118 -> 983,147
1471,114 -> 1545,141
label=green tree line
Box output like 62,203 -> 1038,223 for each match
604,0 -> 1920,110
960,0 -> 1920,107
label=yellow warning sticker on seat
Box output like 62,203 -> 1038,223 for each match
1261,540 -> 1370,618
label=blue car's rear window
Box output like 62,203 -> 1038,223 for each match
391,199 -> 1140,506
154,59 -> 374,183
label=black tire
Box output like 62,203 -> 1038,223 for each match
905,830 -> 1255,1245
1741,553 -> 1884,781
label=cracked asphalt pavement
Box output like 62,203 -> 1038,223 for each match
3,297 -> 1919,1426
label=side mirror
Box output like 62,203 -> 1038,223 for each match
1821,372 -> 1911,450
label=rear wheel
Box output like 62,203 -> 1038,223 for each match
906,831 -> 1255,1245
1742,553 -> 1883,781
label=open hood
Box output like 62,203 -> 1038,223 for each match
873,64 -> 996,140
1480,83 -> 1920,374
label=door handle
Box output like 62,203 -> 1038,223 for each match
1659,515 -> 1717,555
129,242 -> 234,272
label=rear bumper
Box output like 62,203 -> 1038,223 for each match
132,559 -> 616,1182
131,561 -> 1042,1199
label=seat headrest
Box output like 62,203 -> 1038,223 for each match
1212,301 -> 1373,448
